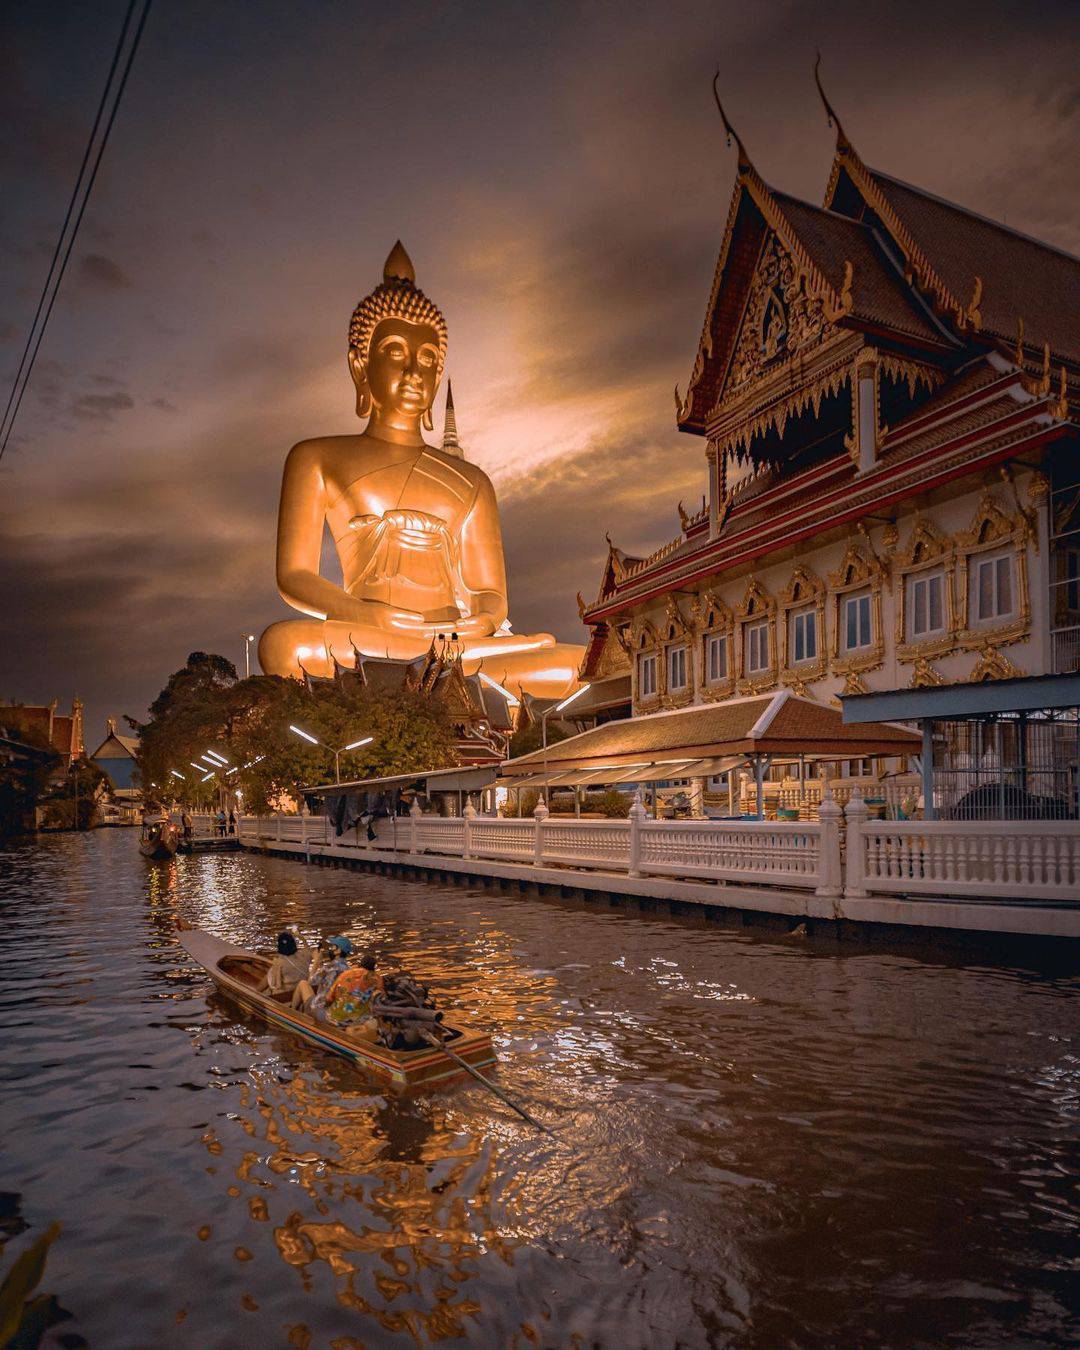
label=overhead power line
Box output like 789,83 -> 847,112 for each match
0,0 -> 153,463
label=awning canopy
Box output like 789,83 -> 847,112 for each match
499,690 -> 920,782
842,672 -> 1080,723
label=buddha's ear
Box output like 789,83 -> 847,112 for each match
348,348 -> 372,419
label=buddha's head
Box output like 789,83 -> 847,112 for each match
348,242 -> 448,434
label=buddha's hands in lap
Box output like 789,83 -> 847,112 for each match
325,595 -> 500,641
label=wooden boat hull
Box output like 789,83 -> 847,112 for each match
178,929 -> 496,1091
140,824 -> 179,859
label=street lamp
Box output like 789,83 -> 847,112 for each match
169,770 -> 185,781
289,725 -> 374,784
242,634 -> 256,680
541,683 -> 591,804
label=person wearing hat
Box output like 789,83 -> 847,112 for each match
291,936 -> 352,1016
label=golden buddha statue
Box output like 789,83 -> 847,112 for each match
258,243 -> 583,698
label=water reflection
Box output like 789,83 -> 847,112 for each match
1,831 -> 1078,1347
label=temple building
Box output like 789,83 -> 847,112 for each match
300,634 -> 517,767
0,698 -> 84,773
574,82 -> 1078,812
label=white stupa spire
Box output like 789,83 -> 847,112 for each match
441,380 -> 463,458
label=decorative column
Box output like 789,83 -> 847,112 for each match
628,787 -> 646,877
689,777 -> 706,819
843,789 -> 869,898
533,798 -> 548,868
708,441 -> 722,538
815,789 -> 842,899
462,801 -> 476,860
849,350 -> 880,473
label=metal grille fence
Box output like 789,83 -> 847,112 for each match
933,710 -> 1079,820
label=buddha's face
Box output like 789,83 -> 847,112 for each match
350,317 -> 440,426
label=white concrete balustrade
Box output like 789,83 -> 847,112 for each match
844,795 -> 1080,903
230,791 -> 1080,910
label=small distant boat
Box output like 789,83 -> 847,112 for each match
177,928 -> 496,1091
139,820 -> 179,859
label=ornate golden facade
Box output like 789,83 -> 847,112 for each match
576,73 -> 1077,731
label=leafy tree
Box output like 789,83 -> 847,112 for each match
38,757 -> 109,831
507,714 -> 572,759
0,721 -> 57,835
137,656 -> 458,813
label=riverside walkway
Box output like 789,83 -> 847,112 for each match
207,795 -> 1080,942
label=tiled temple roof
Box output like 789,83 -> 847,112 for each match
861,169 -> 1080,363
771,192 -> 945,346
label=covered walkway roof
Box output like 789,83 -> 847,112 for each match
499,691 -> 919,785
841,672 -> 1080,723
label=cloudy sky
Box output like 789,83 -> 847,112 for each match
3,0 -> 1079,745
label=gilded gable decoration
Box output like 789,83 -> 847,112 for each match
698,588 -> 733,633
909,657 -> 946,688
841,671 -> 869,697
590,627 -> 631,680
727,235 -> 829,391
661,595 -> 693,642
779,566 -> 827,685
630,615 -> 660,652
970,645 -> 1024,682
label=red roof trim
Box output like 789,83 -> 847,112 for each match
588,414 -> 1063,620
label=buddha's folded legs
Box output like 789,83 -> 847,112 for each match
259,619 -> 582,699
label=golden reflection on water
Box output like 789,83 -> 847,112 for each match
23,836 -> 1060,1346
198,1055 -> 518,1343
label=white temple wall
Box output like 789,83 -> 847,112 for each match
628,471 -> 1047,715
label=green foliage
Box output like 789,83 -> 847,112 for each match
502,787 -> 541,818
0,731 -> 57,836
38,758 -> 109,831
507,715 -> 572,760
138,655 -> 459,812
0,1221 -> 60,1348
145,651 -> 237,723
594,787 -> 631,818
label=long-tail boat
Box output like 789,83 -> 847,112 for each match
139,820 -> 179,859
177,928 -> 496,1091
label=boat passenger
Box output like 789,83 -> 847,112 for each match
259,932 -> 308,996
325,953 -> 383,1027
181,809 -> 193,842
292,936 -> 352,1016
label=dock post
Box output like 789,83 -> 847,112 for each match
815,790 -> 842,898
844,789 -> 869,898
409,798 -> 421,855
463,801 -> 476,859
533,799 -> 548,867
628,787 -> 646,878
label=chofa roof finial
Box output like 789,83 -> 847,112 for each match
712,69 -> 752,172
814,53 -> 852,152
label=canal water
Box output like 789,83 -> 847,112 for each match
1,831 -> 1078,1349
